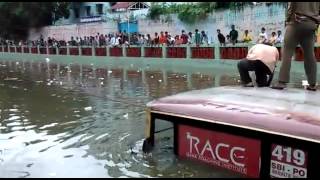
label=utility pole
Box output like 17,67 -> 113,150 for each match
127,8 -> 130,44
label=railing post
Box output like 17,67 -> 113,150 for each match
141,45 -> 145,57
162,45 -> 166,58
186,45 -> 191,59
92,46 -> 95,56
56,47 -> 59,55
46,46 -> 49,55
123,45 -> 127,57
67,45 -> 70,55
215,44 -> 220,60
14,45 -> 17,53
8,45 -> 11,53
79,46 -> 82,56
106,46 -> 110,57
37,45 -> 40,54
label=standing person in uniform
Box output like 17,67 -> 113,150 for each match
272,2 -> 320,91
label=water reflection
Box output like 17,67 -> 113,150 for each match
0,59 -> 306,178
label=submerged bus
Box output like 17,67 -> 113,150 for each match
143,86 -> 320,178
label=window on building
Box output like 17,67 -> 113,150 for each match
96,4 -> 103,15
74,8 -> 79,18
86,6 -> 91,16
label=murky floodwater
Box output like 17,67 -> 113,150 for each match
0,59 -> 307,178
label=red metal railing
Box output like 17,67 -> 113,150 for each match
126,47 -> 141,57
10,47 -> 16,53
145,47 -> 162,58
31,47 -> 38,54
191,47 -> 214,59
95,47 -> 107,56
39,47 -> 47,54
49,48 -> 57,55
23,47 -> 29,53
58,48 -> 67,55
167,47 -> 187,58
16,47 -> 22,53
220,47 -> 248,59
69,47 -> 79,55
110,47 -> 123,56
81,47 -> 92,56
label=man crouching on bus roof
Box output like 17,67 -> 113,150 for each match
237,42 -> 279,87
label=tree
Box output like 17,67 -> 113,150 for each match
0,2 -> 70,41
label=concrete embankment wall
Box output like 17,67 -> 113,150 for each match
28,3 -> 287,43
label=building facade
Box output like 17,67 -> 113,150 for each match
55,2 -> 150,25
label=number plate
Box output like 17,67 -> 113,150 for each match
270,144 -> 307,178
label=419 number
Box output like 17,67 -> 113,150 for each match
271,145 -> 306,166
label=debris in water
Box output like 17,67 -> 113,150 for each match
4,78 -> 18,81
101,82 -> 104,85
108,70 -> 112,74
123,113 -> 129,119
84,107 -> 92,111
45,58 -> 50,62
158,79 -> 162,83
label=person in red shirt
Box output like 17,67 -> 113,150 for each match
159,31 -> 167,45
181,30 -> 188,44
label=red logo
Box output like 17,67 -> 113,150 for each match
178,125 -> 261,178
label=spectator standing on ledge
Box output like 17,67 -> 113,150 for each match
242,30 -> 252,43
217,29 -> 226,46
188,32 -> 194,44
275,30 -> 283,44
269,32 -> 277,45
195,29 -> 201,46
229,25 -> 238,45
271,2 -> 320,91
201,31 -> 209,45
181,30 -> 188,44
257,27 -> 268,44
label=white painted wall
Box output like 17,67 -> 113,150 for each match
138,3 -> 286,43
28,22 -> 118,41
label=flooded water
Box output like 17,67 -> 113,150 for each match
0,59 -> 307,178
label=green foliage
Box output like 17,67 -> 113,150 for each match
0,2 -> 70,40
147,2 -> 282,24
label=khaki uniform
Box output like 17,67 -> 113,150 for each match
278,2 -> 320,85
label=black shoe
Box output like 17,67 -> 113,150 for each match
306,85 -> 317,91
270,82 -> 287,90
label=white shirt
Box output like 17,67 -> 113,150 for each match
275,34 -> 283,43
246,44 -> 279,72
110,37 -> 116,45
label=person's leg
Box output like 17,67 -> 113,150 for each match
300,28 -> 317,90
237,59 -> 255,86
272,25 -> 300,89
255,60 -> 272,87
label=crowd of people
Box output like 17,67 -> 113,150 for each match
1,24 -> 319,48
217,25 -> 284,46
0,29 -> 210,48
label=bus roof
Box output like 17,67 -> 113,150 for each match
147,86 -> 320,143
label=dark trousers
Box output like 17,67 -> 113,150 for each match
278,24 -> 317,85
238,59 -> 272,87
